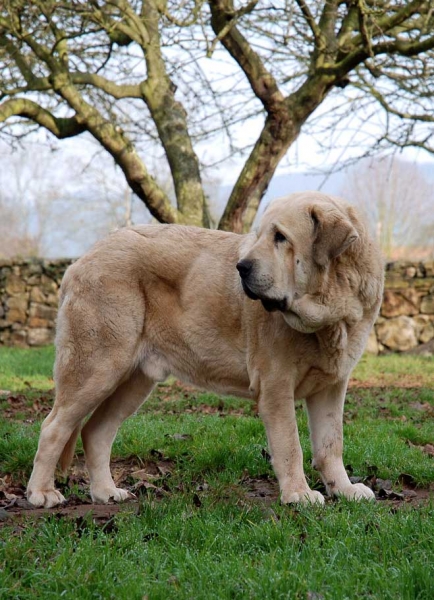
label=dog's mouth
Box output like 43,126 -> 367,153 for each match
241,280 -> 260,301
261,297 -> 288,312
241,281 -> 287,312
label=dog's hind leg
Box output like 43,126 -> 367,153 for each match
27,386 -> 115,508
81,369 -> 155,504
27,362 -> 128,509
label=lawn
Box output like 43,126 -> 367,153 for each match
0,346 -> 433,599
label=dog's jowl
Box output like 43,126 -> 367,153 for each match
27,191 -> 384,508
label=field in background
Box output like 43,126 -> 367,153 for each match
0,347 -> 433,599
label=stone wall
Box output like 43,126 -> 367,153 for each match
1,258 -> 433,353
366,260 -> 434,354
0,259 -> 72,347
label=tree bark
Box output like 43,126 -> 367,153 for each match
140,1 -> 208,227
220,75 -> 333,232
218,111 -> 298,232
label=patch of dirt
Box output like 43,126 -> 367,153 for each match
0,455 -> 175,526
348,376 -> 428,389
2,501 -> 139,522
242,475 -> 279,503
1,390 -> 54,421
239,473 -> 434,508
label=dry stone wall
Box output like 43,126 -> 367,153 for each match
0,259 -> 72,347
1,258 -> 434,353
365,260 -> 434,355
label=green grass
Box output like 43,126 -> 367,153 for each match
0,345 -> 54,391
0,347 -> 433,599
2,500 -> 433,600
351,352 -> 434,387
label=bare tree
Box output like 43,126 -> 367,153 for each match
0,197 -> 40,258
0,1 -> 433,233
341,156 -> 434,260
0,148 -> 54,257
0,146 -> 147,257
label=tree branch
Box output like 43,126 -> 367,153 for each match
318,0 -> 339,46
0,34 -> 51,91
357,0 -> 374,58
209,0 -> 285,115
339,0 -> 430,56
321,34 -> 434,79
355,79 -> 434,123
159,0 -> 205,27
1,0 -> 203,226
0,98 -> 86,138
135,0 -> 208,226
295,0 -> 324,49
71,72 -> 142,99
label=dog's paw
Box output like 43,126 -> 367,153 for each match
336,483 -> 375,501
281,489 -> 325,505
90,486 -> 136,504
27,488 -> 66,508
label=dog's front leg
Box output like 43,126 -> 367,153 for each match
306,380 -> 375,501
258,387 -> 324,505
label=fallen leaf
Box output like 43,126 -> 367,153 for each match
157,463 -> 172,476
131,469 -> 159,481
423,444 -> 434,457
378,489 -> 404,501
402,490 -> 418,499
409,402 -> 434,414
375,478 -> 392,491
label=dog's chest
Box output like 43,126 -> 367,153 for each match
294,366 -> 340,398
293,334 -> 361,398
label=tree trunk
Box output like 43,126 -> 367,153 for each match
140,0 -> 208,227
218,112 -> 300,232
219,76 -> 333,232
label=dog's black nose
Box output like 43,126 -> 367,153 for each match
236,260 -> 253,279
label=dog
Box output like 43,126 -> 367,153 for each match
27,191 -> 384,508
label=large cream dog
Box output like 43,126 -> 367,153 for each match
27,191 -> 384,508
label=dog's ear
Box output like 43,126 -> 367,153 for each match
311,206 -> 359,267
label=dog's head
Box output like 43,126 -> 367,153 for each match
237,192 -> 360,326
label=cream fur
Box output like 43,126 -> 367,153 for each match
27,191 -> 384,508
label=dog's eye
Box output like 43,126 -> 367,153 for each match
274,231 -> 286,244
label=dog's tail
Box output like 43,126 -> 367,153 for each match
58,424 -> 81,475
